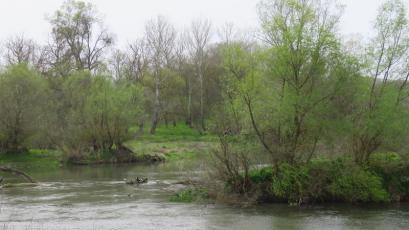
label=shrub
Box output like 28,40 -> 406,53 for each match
270,163 -> 309,203
170,188 -> 209,203
210,137 -> 253,194
249,158 -> 391,204
329,166 -> 389,203
250,167 -> 273,184
369,152 -> 409,201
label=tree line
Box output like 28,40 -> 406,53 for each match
1,0 -> 409,168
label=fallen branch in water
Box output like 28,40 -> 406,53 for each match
0,166 -> 35,183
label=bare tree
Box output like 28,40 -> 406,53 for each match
2,35 -> 50,74
174,32 -> 194,126
144,16 -> 177,134
127,39 -> 149,82
188,18 -> 212,132
109,49 -> 127,80
3,35 -> 36,65
218,22 -> 236,45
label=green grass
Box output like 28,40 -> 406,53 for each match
126,123 -> 216,161
131,123 -> 217,142
0,123 -> 216,171
0,149 -> 62,171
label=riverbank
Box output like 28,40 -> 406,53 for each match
3,125 -> 409,206
0,124 -> 216,173
175,151 -> 409,206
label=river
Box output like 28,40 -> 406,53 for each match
1,159 -> 409,230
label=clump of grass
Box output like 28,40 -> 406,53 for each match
170,188 -> 209,203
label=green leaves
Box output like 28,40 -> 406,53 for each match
0,65 -> 49,153
58,72 -> 144,157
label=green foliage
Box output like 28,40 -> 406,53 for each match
369,152 -> 409,201
125,123 -> 216,162
329,167 -> 389,203
57,72 -> 143,159
0,149 -> 62,172
170,188 -> 209,203
0,65 -> 49,153
248,159 -> 391,204
250,167 -> 273,184
270,164 -> 309,203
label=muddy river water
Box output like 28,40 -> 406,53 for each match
1,160 -> 409,230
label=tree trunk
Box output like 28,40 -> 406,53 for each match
186,77 -> 193,127
199,72 -> 205,132
150,79 -> 160,134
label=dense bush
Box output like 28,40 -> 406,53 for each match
329,166 -> 389,203
246,158 -> 396,204
57,72 -> 143,160
369,152 -> 409,201
0,65 -> 49,153
270,163 -> 309,203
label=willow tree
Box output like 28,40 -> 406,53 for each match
56,72 -> 143,159
252,0 -> 348,163
0,65 -> 49,153
351,0 -> 409,164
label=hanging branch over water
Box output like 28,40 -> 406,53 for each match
0,166 -> 35,183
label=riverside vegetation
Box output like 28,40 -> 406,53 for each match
1,0 -> 409,206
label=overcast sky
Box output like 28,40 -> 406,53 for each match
0,0 -> 393,47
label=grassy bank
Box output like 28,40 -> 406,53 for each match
0,124 -> 216,170
125,124 -> 216,162
0,149 -> 62,172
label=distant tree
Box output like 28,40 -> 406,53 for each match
127,39 -> 149,82
47,0 -> 114,75
174,32 -> 194,126
109,49 -> 128,80
2,35 -> 48,73
188,19 -> 212,132
144,16 -> 177,134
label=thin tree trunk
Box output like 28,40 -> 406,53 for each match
186,78 -> 193,127
199,72 -> 205,131
150,79 -> 160,134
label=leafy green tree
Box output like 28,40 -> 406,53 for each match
351,0 -> 409,164
57,72 -> 143,159
237,0 -> 347,163
0,65 -> 49,153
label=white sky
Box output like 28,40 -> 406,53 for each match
0,0 -> 392,47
